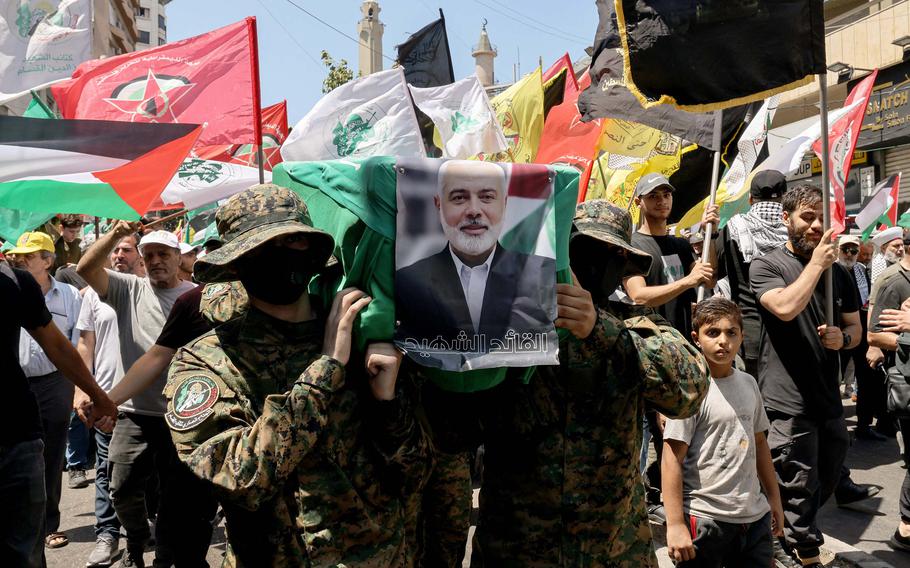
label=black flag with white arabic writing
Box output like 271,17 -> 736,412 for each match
396,14 -> 455,88
614,0 -> 826,111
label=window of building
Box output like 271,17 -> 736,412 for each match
138,7 -> 150,17
159,15 -> 166,30
139,30 -> 150,44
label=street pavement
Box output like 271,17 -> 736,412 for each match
817,399 -> 910,568
45,400 -> 910,567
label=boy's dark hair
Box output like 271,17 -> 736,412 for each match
693,297 -> 743,332
781,184 -> 822,215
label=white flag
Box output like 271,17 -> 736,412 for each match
160,158 -> 269,210
756,102 -> 858,179
409,76 -> 507,159
281,68 -> 425,162
0,0 -> 92,104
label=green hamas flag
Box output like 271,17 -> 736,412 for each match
272,157 -> 579,392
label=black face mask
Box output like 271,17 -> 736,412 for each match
570,235 -> 627,305
237,245 -> 317,305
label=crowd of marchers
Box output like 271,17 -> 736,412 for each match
5,172 -> 910,568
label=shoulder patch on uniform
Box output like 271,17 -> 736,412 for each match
166,375 -> 220,431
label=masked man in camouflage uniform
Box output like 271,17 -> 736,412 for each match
164,185 -> 431,567
471,200 -> 710,567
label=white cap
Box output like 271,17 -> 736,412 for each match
178,242 -> 199,255
838,235 -> 861,248
138,230 -> 180,255
871,226 -> 903,247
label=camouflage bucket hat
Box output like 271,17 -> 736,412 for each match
193,184 -> 335,283
572,200 -> 653,278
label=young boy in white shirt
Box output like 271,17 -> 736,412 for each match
663,297 -> 785,567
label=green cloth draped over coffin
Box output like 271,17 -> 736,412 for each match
272,157 -> 579,392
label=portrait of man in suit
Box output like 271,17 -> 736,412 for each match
395,159 -> 557,371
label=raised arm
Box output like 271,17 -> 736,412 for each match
76,220 -> 140,297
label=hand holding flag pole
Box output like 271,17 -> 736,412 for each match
697,109 -> 723,302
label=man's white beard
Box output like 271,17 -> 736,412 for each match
886,250 -> 902,264
441,212 -> 502,257
839,259 -> 855,270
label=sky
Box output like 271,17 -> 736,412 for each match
167,0 -> 599,125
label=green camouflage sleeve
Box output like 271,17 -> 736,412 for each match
165,349 -> 344,510
568,307 -> 625,366
366,385 -> 433,497
624,315 -> 709,419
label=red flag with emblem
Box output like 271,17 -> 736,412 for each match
51,19 -> 258,147
811,70 -> 878,235
194,100 -> 288,171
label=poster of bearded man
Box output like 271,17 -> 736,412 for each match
394,158 -> 559,372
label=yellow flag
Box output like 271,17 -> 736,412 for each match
483,68 -> 544,163
585,121 -> 688,223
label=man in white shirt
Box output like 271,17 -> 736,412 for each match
9,231 -> 82,550
77,225 -> 196,567
75,233 -> 145,566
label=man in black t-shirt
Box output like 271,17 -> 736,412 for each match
624,173 -> 718,335
0,262 -> 116,567
749,184 -> 862,567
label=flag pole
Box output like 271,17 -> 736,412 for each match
818,74 -> 834,324
697,109 -> 724,302
247,17 -> 265,184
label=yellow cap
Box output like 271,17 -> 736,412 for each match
9,231 -> 55,255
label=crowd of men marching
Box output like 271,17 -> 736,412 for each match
5,170 -> 910,568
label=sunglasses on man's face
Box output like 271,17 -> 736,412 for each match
841,247 -> 859,255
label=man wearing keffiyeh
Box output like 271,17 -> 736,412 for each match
715,170 -> 789,377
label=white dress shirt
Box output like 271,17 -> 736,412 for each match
449,246 -> 496,332
19,276 -> 82,377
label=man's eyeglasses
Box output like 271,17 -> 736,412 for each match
841,247 -> 859,256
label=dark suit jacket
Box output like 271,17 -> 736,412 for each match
395,244 -> 556,350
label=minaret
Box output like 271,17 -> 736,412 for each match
357,1 -> 384,76
472,20 -> 497,87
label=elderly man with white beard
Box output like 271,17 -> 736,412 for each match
870,226 -> 905,285
394,160 -> 555,352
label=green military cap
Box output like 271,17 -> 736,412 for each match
194,183 -> 334,283
572,199 -> 652,278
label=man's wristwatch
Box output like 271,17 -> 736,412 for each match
842,331 -> 852,349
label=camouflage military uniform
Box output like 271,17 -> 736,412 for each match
471,201 -> 710,567
164,185 -> 432,567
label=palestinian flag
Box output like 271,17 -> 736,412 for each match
0,115 -> 200,220
859,173 -> 901,238
500,163 -> 557,259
